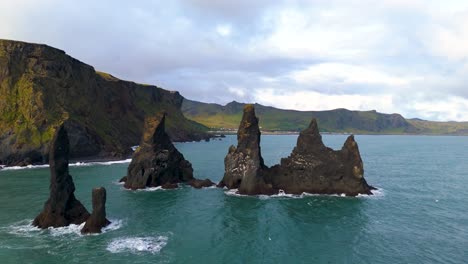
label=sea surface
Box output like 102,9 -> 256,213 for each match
0,135 -> 467,264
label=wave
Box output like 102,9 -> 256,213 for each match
225,188 -> 384,199
0,159 -> 132,171
106,236 -> 168,254
3,218 -> 123,237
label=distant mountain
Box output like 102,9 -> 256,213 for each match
0,40 -> 209,166
182,99 -> 468,135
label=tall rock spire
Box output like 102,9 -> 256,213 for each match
220,105 -> 275,195
33,124 -> 90,228
81,187 -> 110,234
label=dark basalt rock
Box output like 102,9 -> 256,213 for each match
119,176 -> 127,183
220,106 -> 373,196
124,113 -> 195,190
33,124 -> 90,228
81,187 -> 110,234
270,119 -> 373,196
188,178 -> 216,189
219,105 -> 276,195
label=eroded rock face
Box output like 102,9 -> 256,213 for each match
33,125 -> 90,228
270,119 -> 373,196
123,113 -> 194,190
81,187 -> 110,234
219,105 -> 276,195
220,106 -> 373,196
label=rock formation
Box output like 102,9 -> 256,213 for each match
269,119 -> 373,196
188,178 -> 216,189
219,105 -> 276,195
123,113 -> 208,190
33,124 -> 90,228
220,105 -> 373,196
81,187 -> 110,234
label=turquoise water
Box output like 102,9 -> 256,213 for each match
0,135 -> 467,264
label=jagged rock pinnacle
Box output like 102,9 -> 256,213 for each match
33,124 -> 90,228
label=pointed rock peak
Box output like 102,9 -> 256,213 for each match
50,123 -> 70,175
306,118 -> 320,134
343,135 -> 357,149
141,112 -> 170,147
152,112 -> 167,143
295,118 -> 326,153
342,135 -> 362,160
237,104 -> 261,152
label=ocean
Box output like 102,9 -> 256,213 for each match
0,135 -> 467,263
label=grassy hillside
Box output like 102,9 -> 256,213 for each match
182,99 -> 468,135
0,39 -> 209,166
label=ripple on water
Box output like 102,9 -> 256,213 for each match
106,236 -> 168,254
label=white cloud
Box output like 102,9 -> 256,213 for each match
289,63 -> 410,87
216,24 -> 232,36
253,88 -> 395,113
228,86 -> 246,97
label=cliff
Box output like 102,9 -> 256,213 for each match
0,39 -> 209,166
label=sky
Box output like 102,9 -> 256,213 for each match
1,0 -> 468,121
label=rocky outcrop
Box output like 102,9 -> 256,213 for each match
269,119 -> 373,196
188,178 -> 216,189
219,105 -> 276,195
123,113 -> 195,190
33,124 -> 90,228
0,39 -> 210,167
220,106 -> 373,196
81,187 -> 110,234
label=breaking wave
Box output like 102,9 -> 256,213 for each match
225,188 -> 384,199
3,218 -> 123,237
0,159 -> 132,171
106,236 -> 168,254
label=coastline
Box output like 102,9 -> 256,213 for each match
2,133 -> 468,170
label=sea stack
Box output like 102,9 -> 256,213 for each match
219,105 -> 276,195
220,106 -> 373,196
33,124 -> 90,228
270,119 -> 373,196
123,113 -> 210,189
81,187 -> 110,234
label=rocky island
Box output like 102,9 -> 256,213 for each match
220,105 -> 374,196
33,123 -> 110,233
122,113 -> 215,190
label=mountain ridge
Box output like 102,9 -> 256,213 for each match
182,99 -> 468,135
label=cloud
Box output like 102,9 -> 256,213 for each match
289,63 -> 411,88
0,0 -> 468,121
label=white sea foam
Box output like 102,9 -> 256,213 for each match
106,236 -> 168,254
4,218 -> 123,238
3,219 -> 42,237
0,159 -> 132,171
48,223 -> 85,236
225,188 -> 384,199
1,164 -> 50,171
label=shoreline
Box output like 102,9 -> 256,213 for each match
2,133 -> 468,169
